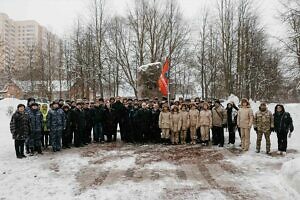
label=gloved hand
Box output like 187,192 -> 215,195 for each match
288,132 -> 292,138
270,128 -> 275,132
254,127 -> 257,132
223,124 -> 227,128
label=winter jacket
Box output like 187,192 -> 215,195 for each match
91,105 -> 105,124
135,108 -> 152,129
273,105 -> 294,133
151,109 -> 161,130
171,112 -> 181,132
237,107 -> 254,129
212,106 -> 227,127
199,110 -> 212,127
103,107 -> 116,134
189,109 -> 199,127
28,109 -> 43,132
226,107 -> 238,127
47,108 -> 66,131
180,111 -> 190,130
10,111 -> 30,140
40,106 -> 49,131
253,109 -> 274,132
70,108 -> 85,132
83,108 -> 93,127
159,111 -> 171,129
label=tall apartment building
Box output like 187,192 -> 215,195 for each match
0,13 -> 16,74
0,12 -> 54,74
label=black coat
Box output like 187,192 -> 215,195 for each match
10,111 -> 30,140
91,105 -> 105,124
83,108 -> 93,127
135,108 -> 152,130
103,107 -> 116,135
274,111 -> 294,134
70,108 -> 86,132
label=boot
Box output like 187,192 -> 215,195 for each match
29,148 -> 34,156
26,145 -> 30,154
37,146 -> 43,155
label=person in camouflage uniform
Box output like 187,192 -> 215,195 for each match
253,102 -> 274,154
28,102 -> 43,155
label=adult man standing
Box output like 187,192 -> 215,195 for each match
47,101 -> 66,152
71,101 -> 85,147
10,104 -> 30,158
28,102 -> 43,155
253,102 -> 274,154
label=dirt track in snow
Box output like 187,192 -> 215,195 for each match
71,141 -> 284,200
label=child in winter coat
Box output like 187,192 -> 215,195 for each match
159,104 -> 171,144
180,104 -> 190,144
189,103 -> 200,145
199,102 -> 212,146
10,104 -> 30,159
170,105 -> 181,144
237,98 -> 253,151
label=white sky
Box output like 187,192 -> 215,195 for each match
0,0 -> 287,43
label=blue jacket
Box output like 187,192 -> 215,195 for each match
47,108 -> 66,131
28,109 -> 43,132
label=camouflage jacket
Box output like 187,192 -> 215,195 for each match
253,110 -> 274,132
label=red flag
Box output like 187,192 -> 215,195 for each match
158,58 -> 170,96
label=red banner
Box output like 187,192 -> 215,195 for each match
158,58 -> 170,96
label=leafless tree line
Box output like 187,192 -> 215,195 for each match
5,0 -> 300,101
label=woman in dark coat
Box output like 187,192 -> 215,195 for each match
10,104 -> 30,159
273,104 -> 294,155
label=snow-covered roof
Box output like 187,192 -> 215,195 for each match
14,80 -> 69,92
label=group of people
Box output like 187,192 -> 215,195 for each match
10,96 -> 294,159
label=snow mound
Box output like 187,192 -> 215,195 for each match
281,157 -> 300,194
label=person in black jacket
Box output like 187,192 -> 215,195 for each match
10,104 -> 30,159
135,102 -> 152,143
226,102 -> 239,146
129,103 -> 140,143
83,102 -> 93,144
151,103 -> 161,143
92,98 -> 105,143
103,101 -> 116,142
112,97 -> 126,141
122,101 -> 133,143
273,104 -> 294,155
62,104 -> 71,149
70,102 -> 85,147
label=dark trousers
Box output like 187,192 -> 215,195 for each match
85,125 -> 93,143
212,126 -> 224,146
228,125 -> 236,144
74,129 -> 84,147
62,129 -> 70,147
93,123 -> 104,142
277,131 -> 288,152
41,130 -> 50,148
15,140 -> 25,157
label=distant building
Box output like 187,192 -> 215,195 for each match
0,12 -> 58,77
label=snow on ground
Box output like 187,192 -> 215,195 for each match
0,97 -> 300,200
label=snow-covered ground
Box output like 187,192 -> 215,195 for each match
0,97 -> 299,200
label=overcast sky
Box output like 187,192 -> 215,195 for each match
0,0 -> 287,43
